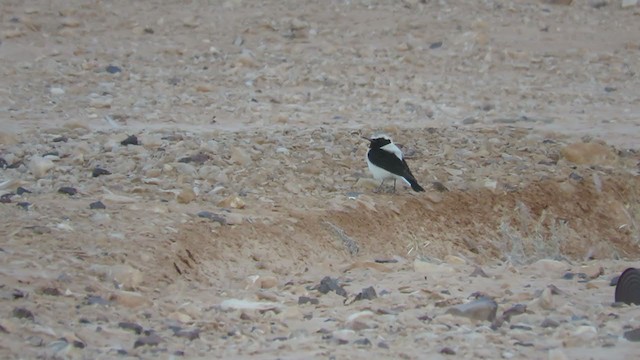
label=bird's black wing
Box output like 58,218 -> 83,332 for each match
368,149 -> 425,192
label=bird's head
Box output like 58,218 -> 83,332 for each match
362,134 -> 393,149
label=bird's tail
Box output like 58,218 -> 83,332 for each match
405,177 -> 425,192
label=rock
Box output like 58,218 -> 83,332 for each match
92,167 -> 111,177
133,334 -> 163,348
623,328 -> 640,342
177,187 -> 196,204
298,296 -> 319,305
440,347 -> 456,355
109,291 -> 152,308
106,65 -> 122,74
12,307 -> 34,321
198,211 -> 226,224
259,276 -> 278,289
172,327 -> 200,340
446,297 -> 498,322
470,266 -> 489,278
346,310 -> 375,330
561,142 -> 617,165
502,304 -> 527,322
218,195 -> 246,209
540,318 -> 560,328
29,156 -> 55,178
89,201 -> 106,210
537,287 -> 555,310
580,264 -> 604,279
224,213 -> 244,225
121,135 -> 139,146
178,153 -> 209,164
316,276 -> 347,297
50,87 -> 65,95
58,187 -> 77,196
331,329 -> 356,344
118,322 -> 143,334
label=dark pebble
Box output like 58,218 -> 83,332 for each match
89,201 -> 106,210
562,272 -> 575,280
0,193 -> 13,203
374,258 -> 398,264
510,324 -> 533,331
92,167 -> 111,177
298,296 -> 319,305
178,153 -> 210,164
569,172 -> 583,181
52,136 -> 68,143
624,328 -> 640,342
118,322 -> 143,335
354,338 -> 371,346
271,336 -> 288,342
42,151 -> 59,157
0,323 -> 8,333
16,187 -> 31,195
121,135 -> 140,146
144,27 -> 154,34
72,340 -> 85,349
16,202 -> 31,210
197,211 -> 226,225
610,275 -> 620,286
429,41 -> 443,49
134,334 -> 163,348
12,307 -> 34,321
12,289 -> 26,299
540,318 -> 559,328
58,187 -> 77,196
503,304 -> 527,322
173,328 -> 200,340
418,314 -> 432,322
354,286 -> 377,301
79,318 -> 91,324
514,341 -> 534,347
377,341 -> 389,349
117,349 -> 128,355
0,158 -> 7,169
604,86 -> 617,93
84,294 -> 110,306
7,161 -> 22,169
316,276 -> 347,297
106,65 -> 122,74
440,347 -> 456,355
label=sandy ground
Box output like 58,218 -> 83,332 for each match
1,0 -> 640,359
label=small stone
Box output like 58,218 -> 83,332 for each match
316,276 -> 347,297
12,307 -> 34,321
502,304 -> 527,322
580,264 -> 604,279
218,195 -> 245,209
354,338 -> 371,346
84,295 -> 110,306
89,201 -> 106,210
178,153 -> 209,164
462,117 -> 477,125
106,65 -> 121,74
569,172 -> 583,181
446,297 -> 498,322
92,167 -> 111,177
29,156 -> 55,178
354,286 -> 377,301
58,187 -> 77,196
298,296 -> 319,305
52,136 -> 68,143
118,322 -> 143,334
259,276 -> 278,289
565,326 -> 598,346
540,318 -> 560,328
0,194 -> 12,203
197,211 -> 226,225
538,287 -> 554,310
623,328 -> 640,342
562,272 -> 575,280
134,334 -> 163,348
39,287 -> 61,296
173,327 -> 200,340
177,187 -> 196,204
440,347 -> 456,355
16,187 -> 31,195
121,135 -> 139,146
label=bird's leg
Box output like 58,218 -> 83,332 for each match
392,179 -> 397,193
375,179 -> 385,193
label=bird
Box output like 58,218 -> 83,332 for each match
363,134 -> 425,192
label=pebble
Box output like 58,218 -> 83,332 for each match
49,87 -> 65,95
118,322 -> 143,334
623,328 -> 640,342
106,65 -> 122,74
16,186 -> 31,195
298,296 -> 319,305
446,297 -> 498,322
92,167 -> 111,177
316,276 -> 347,297
120,135 -> 140,146
89,201 -> 106,209
177,187 -> 196,204
12,307 -> 35,321
134,334 -> 163,348
58,187 -> 78,196
218,195 -> 246,209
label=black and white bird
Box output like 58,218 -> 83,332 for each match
363,134 -> 425,192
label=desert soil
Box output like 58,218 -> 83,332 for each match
1,0 -> 640,359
